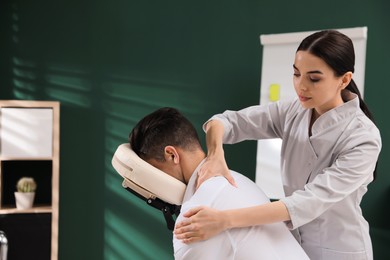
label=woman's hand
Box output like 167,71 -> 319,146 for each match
197,119 -> 236,188
196,154 -> 236,189
174,206 -> 228,243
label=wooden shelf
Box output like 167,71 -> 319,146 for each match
0,205 -> 52,214
0,100 -> 60,260
0,156 -> 53,161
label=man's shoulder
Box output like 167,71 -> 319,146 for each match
183,170 -> 270,211
199,170 -> 270,210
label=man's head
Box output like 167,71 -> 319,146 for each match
129,107 -> 205,183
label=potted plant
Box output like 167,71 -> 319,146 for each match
14,177 -> 37,210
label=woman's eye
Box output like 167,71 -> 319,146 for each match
293,73 -> 300,77
310,78 -> 320,83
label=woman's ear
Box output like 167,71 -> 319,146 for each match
340,71 -> 353,89
164,146 -> 180,164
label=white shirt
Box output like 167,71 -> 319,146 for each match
208,93 -> 381,260
173,162 -> 309,260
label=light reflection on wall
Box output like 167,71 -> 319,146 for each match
44,64 -> 92,108
11,57 -> 38,100
102,73 -> 204,114
11,57 -> 93,108
102,73 -> 206,260
105,209 -> 171,260
8,3 -> 96,259
11,4 -> 19,44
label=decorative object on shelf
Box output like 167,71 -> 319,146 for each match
14,177 -> 37,210
0,230 -> 8,260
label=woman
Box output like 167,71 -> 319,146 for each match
174,30 -> 381,260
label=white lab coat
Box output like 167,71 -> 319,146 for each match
208,92 -> 381,260
173,163 -> 309,260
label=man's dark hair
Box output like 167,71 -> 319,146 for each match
129,107 -> 201,161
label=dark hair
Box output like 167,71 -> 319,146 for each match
297,30 -> 378,178
129,107 -> 201,161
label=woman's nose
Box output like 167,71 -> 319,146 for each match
299,81 -> 307,91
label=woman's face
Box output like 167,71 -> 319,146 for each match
293,50 -> 348,116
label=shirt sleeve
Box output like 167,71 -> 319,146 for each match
203,101 -> 297,144
281,123 -> 382,229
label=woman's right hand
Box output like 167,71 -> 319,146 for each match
196,152 -> 236,189
174,206 -> 228,243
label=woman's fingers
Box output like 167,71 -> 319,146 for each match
226,174 -> 237,188
196,157 -> 237,189
174,224 -> 205,243
174,206 -> 225,244
182,206 -> 203,218
174,207 -> 203,234
174,219 -> 191,232
174,216 -> 204,243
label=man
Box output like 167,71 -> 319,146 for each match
129,107 -> 308,259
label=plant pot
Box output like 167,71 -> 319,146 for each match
14,192 -> 35,210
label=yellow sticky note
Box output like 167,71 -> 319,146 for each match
269,84 -> 280,102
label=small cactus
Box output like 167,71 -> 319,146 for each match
16,177 -> 37,193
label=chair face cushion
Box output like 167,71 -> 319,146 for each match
112,143 -> 186,205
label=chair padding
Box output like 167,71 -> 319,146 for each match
112,143 -> 186,206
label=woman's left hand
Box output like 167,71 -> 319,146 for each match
174,206 -> 227,243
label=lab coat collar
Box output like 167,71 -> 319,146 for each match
310,91 -> 359,136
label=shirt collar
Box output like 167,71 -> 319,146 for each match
181,158 -> 206,203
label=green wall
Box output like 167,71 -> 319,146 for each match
1,0 -> 389,259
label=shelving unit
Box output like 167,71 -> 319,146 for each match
0,100 -> 59,260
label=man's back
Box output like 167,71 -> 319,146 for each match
173,170 -> 309,259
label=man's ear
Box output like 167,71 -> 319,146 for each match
164,146 -> 180,164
